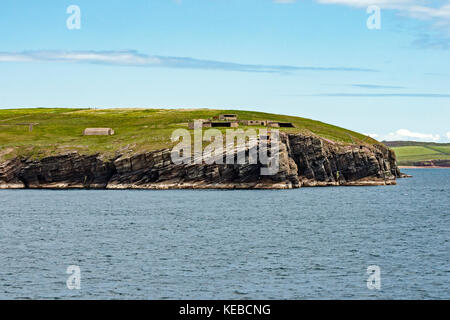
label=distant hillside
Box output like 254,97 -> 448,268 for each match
383,141 -> 450,166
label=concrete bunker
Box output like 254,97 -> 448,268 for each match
83,128 -> 115,136
268,122 -> 295,128
241,120 -> 267,126
277,122 -> 295,128
188,120 -> 212,129
219,114 -> 238,121
211,121 -> 239,128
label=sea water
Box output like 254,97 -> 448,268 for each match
0,169 -> 448,299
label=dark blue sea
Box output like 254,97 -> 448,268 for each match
0,169 -> 448,299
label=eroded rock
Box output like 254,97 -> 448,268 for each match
0,133 -> 402,189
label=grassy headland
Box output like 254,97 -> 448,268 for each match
0,108 -> 378,160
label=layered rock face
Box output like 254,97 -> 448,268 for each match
0,158 -> 25,188
286,134 -> 400,187
0,153 -> 115,189
0,133 -> 402,189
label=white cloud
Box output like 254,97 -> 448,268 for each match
363,133 -> 379,138
446,132 -> 450,139
385,129 -> 441,142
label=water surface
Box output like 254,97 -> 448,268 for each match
0,169 -> 448,299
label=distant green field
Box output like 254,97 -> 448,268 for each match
390,145 -> 450,165
427,145 -> 450,154
0,108 -> 377,160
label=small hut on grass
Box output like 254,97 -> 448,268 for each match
83,128 -> 115,136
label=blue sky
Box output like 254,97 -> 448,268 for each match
0,0 -> 449,141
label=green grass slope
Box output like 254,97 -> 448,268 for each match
383,141 -> 450,165
0,108 -> 378,160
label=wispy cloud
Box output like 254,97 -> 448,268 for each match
315,0 -> 419,9
350,84 -> 406,89
412,33 -> 450,49
274,0 -> 450,49
407,3 -> 450,27
447,132 -> 450,139
0,50 -> 377,74
274,0 -> 450,26
312,93 -> 450,97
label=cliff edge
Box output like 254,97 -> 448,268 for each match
0,132 -> 402,189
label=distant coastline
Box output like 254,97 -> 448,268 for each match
399,166 -> 450,169
382,141 -> 450,168
398,159 -> 450,169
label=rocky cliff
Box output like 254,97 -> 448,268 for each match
0,133 -> 402,189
